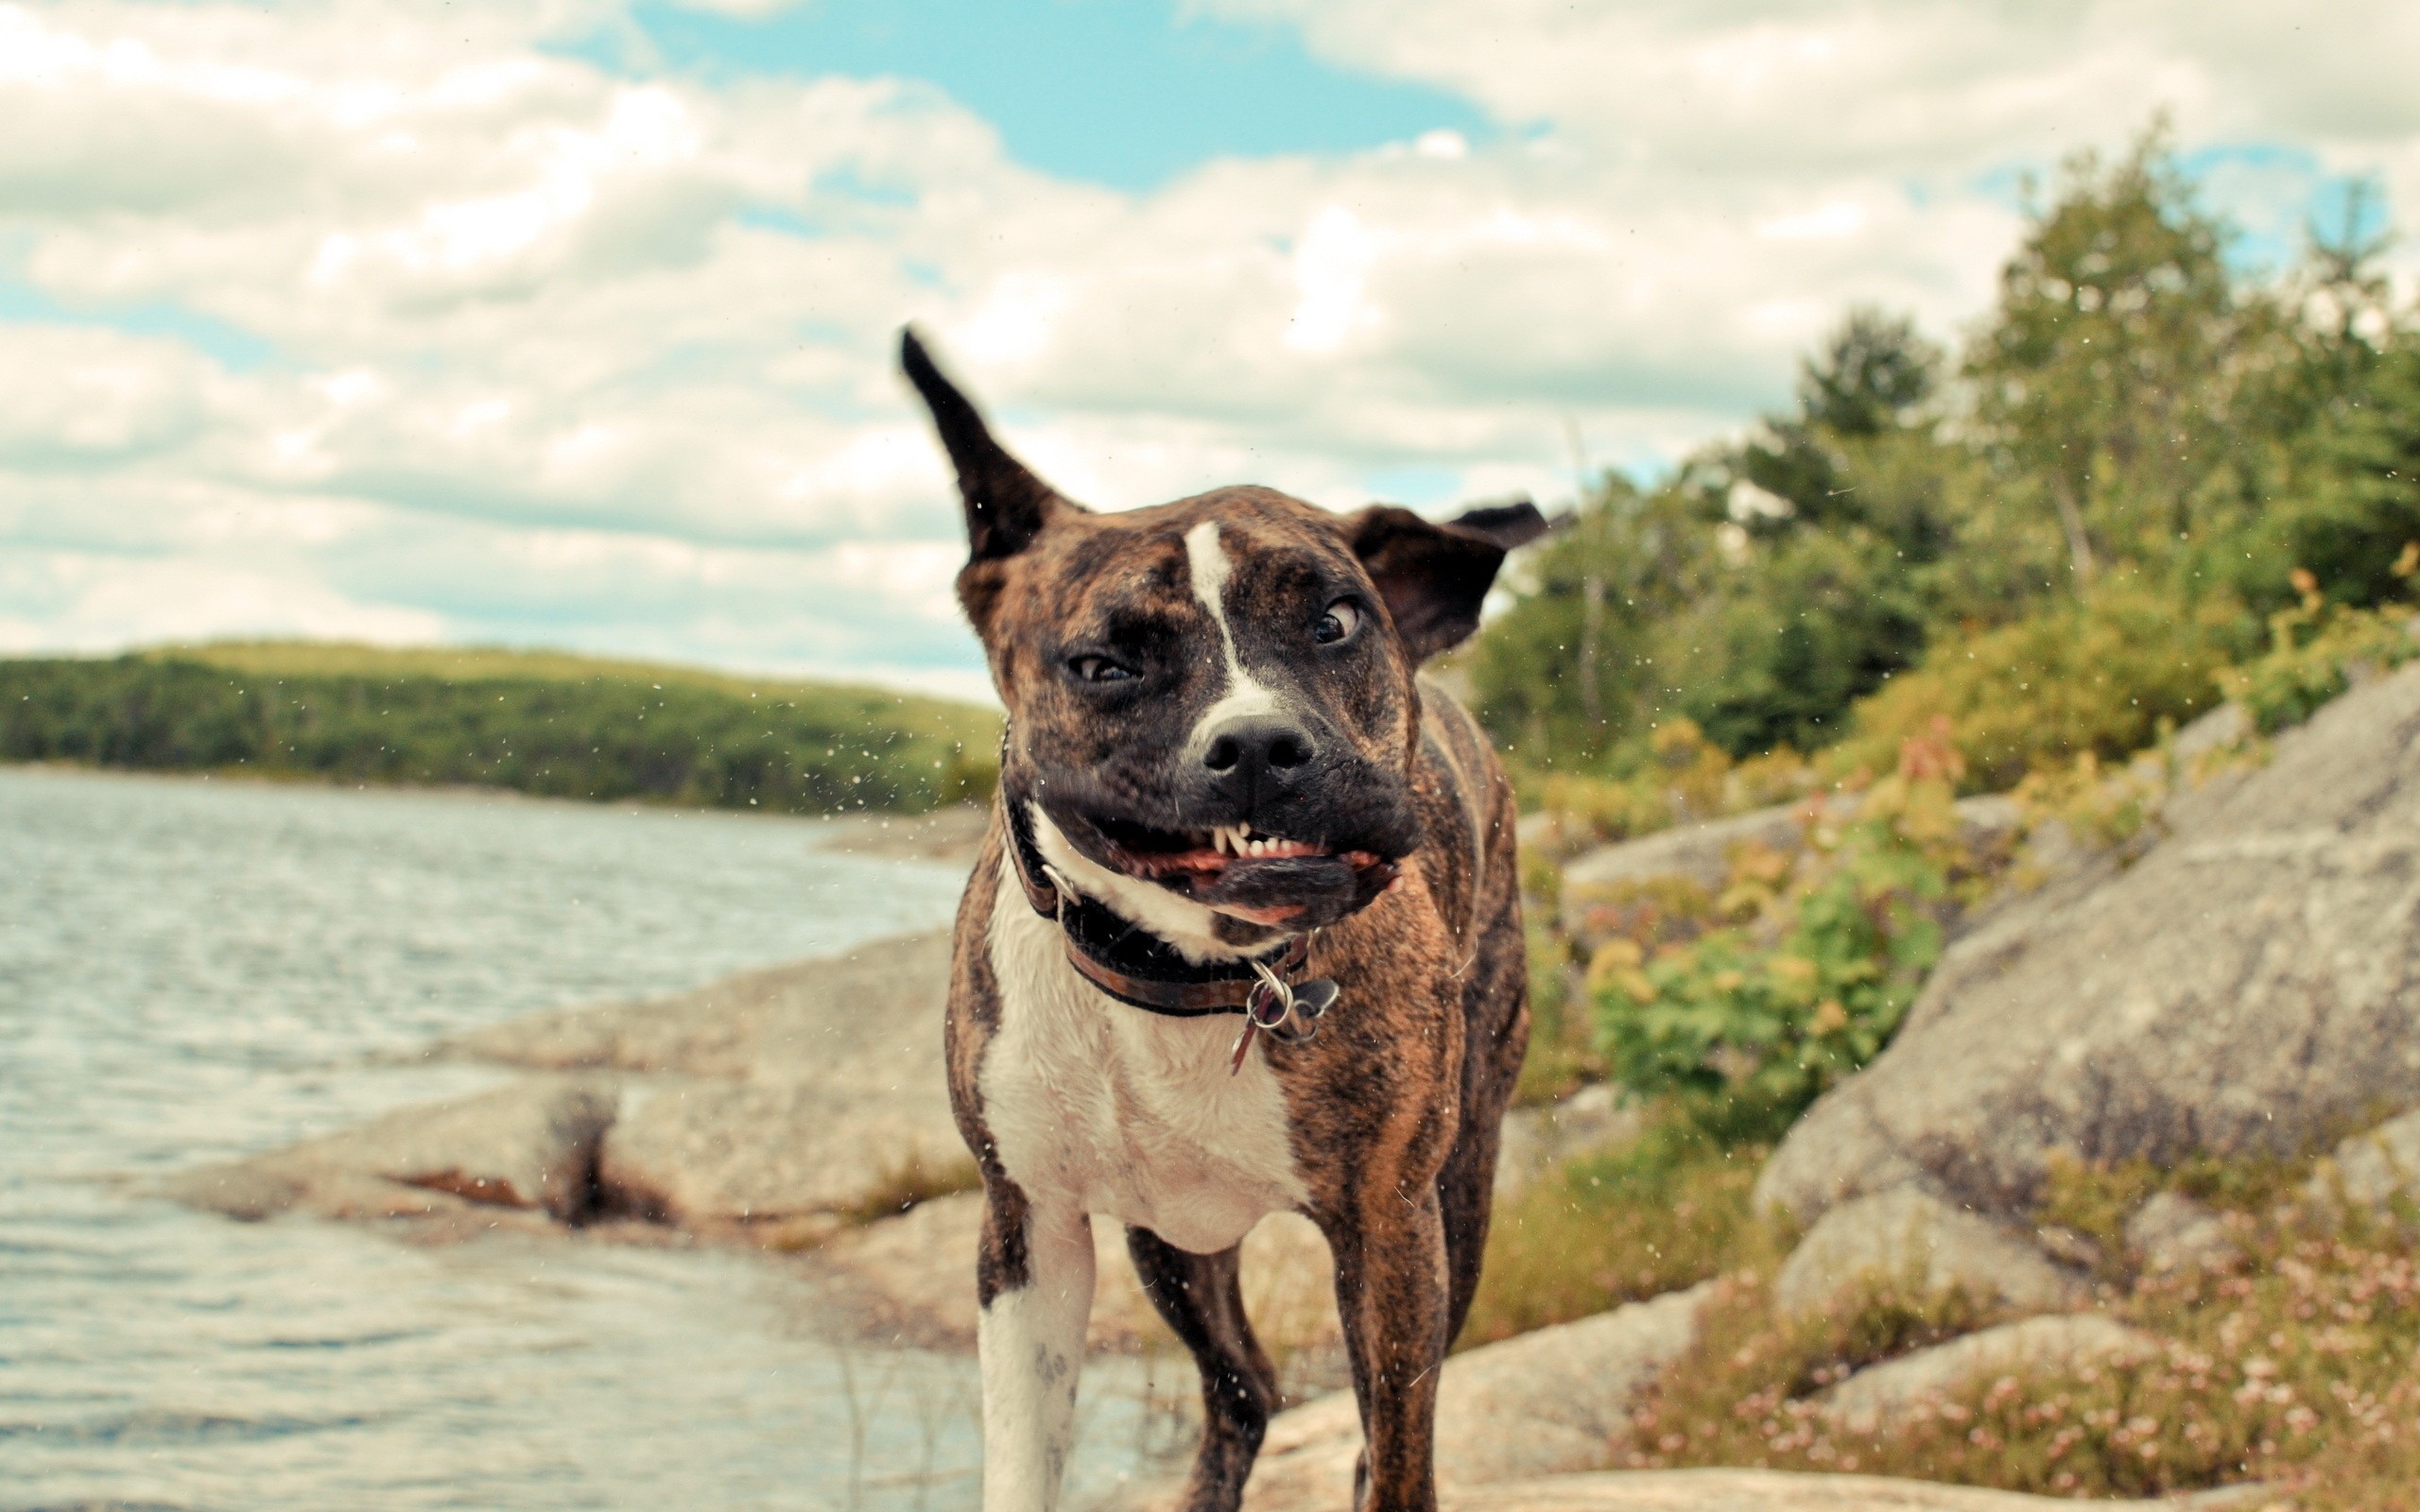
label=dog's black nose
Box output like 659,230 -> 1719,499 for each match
1201,713 -> 1316,796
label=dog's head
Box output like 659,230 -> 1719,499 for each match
903,329 -> 1545,956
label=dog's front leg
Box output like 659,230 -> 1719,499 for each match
1326,1181 -> 1450,1512
977,1179 -> 1096,1512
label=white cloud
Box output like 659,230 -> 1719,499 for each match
1,0 -> 2414,692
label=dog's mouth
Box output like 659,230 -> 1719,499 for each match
1094,816 -> 1382,881
1076,813 -> 1402,931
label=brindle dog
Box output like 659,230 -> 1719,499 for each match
902,329 -> 1541,1512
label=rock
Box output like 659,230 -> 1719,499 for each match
1757,663 -> 2420,1228
596,1076 -> 962,1228
447,930 -> 970,1229
448,929 -> 954,1087
2170,700 -> 2252,768
1822,1314 -> 2157,1431
1561,796 -> 2019,905
1772,1190 -> 2085,1324
160,1076 -> 617,1224
176,931 -> 972,1247
2313,1108 -> 2420,1213
2126,1191 -> 2238,1272
1234,1284 -> 1716,1511
1496,1085 -> 1644,1200
1434,1469 -> 2263,1512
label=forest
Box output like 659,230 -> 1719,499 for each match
1466,131 -> 2418,818
0,641 -> 1001,815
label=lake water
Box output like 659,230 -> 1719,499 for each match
0,767 -> 1168,1511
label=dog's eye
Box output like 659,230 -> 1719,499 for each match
1314,600 -> 1362,646
1067,655 -> 1137,685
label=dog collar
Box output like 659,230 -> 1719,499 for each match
1003,797 -> 1319,1020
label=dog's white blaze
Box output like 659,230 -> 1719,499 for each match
976,1209 -> 1094,1512
981,849 -> 1308,1257
1183,520 -> 1285,744
1029,803 -> 1242,962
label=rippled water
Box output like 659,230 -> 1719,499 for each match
0,767 -> 1163,1511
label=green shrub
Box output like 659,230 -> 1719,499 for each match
1663,528 -> 1929,758
2216,573 -> 2420,733
1824,579 -> 2253,792
1590,763 -> 1969,1143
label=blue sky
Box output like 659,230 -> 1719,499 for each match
581,0 -> 1494,191
1,0 -> 2413,701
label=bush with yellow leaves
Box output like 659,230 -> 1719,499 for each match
1591,729 -> 1988,1143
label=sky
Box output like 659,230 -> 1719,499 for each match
2,1 -> 2414,703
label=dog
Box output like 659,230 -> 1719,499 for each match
901,328 -> 1543,1512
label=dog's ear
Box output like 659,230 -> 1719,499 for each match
1347,497 -> 1549,663
900,327 -> 1082,562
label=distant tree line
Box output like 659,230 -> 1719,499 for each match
1470,126 -> 2420,786
0,647 -> 1001,815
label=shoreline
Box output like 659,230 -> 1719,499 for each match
3,760 -> 991,846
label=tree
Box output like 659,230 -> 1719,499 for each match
1734,307 -> 1945,533
1801,306 -> 1942,438
1467,476 -> 1714,766
1966,129 -> 2240,585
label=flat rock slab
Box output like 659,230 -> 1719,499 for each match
1230,1284 -> 1716,1512
2127,1192 -> 2239,1273
447,929 -> 967,1228
597,1075 -> 960,1227
1562,796 -> 2017,901
1443,1469 -> 2258,1512
171,930 -> 969,1242
1758,662 -> 2420,1228
1773,1189 -> 2085,1324
448,929 -> 955,1088
1823,1314 -> 2157,1430
159,1076 -> 616,1225
2316,1108 -> 2420,1213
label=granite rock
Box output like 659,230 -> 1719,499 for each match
2126,1192 -> 2239,1273
1823,1314 -> 2157,1431
1759,663 -> 2420,1227
160,1075 -> 617,1225
1230,1283 -> 1717,1512
1772,1189 -> 2087,1324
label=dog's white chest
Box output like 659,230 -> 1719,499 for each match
980,869 -> 1308,1254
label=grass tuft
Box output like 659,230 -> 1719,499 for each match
1626,1164 -> 2420,1507
838,1150 -> 983,1227
1460,1105 -> 1788,1349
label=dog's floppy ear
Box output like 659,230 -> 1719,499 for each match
900,327 -> 1081,561
1347,497 -> 1550,663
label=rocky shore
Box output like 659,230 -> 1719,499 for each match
160,664 -> 2420,1507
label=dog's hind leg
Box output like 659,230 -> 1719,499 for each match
977,1180 -> 1096,1512
1126,1225 -> 1279,1512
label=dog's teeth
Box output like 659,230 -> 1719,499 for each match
1238,821 -> 1251,838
